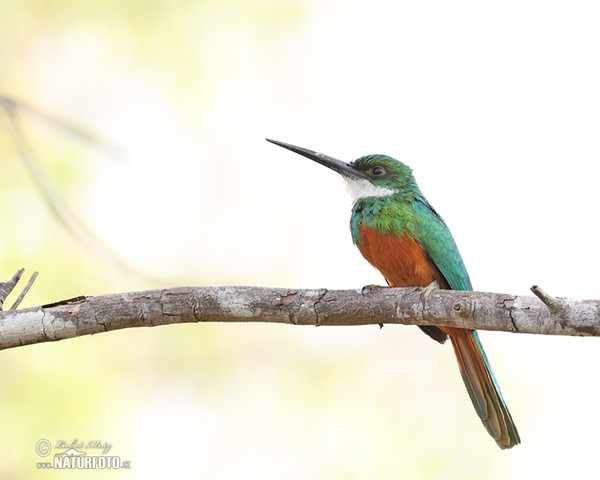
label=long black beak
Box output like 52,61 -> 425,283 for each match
266,139 -> 364,179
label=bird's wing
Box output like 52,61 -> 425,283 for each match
413,197 -> 472,291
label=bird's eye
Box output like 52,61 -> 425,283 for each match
371,166 -> 385,176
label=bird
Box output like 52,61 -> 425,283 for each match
267,138 -> 520,449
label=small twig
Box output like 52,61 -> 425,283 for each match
531,285 -> 554,305
9,271 -> 39,310
531,285 -> 572,328
0,268 -> 25,310
530,285 -> 569,310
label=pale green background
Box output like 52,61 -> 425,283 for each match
1,0 -> 599,478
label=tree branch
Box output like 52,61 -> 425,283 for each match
0,284 -> 598,352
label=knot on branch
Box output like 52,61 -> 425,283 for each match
447,295 -> 476,328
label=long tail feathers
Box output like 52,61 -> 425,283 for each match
447,328 -> 520,449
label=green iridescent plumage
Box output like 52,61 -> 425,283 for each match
349,155 -> 472,291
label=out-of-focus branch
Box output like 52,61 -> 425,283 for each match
0,95 -> 122,159
0,283 -> 598,352
0,95 -> 153,279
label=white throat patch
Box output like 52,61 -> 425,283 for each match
344,177 -> 397,201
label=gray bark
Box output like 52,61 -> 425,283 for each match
0,285 -> 598,352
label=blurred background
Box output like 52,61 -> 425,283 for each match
1,0 -> 599,478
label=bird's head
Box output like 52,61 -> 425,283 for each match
267,139 -> 417,200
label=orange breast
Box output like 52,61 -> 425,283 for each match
356,221 -> 442,287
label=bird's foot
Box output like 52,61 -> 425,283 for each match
361,284 -> 384,295
420,280 -> 440,304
